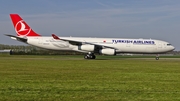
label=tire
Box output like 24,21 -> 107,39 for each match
84,55 -> 88,59
156,57 -> 159,60
92,55 -> 96,59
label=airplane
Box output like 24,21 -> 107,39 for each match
5,14 -> 175,60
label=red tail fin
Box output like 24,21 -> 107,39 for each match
10,14 -> 41,36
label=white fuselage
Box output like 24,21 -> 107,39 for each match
26,36 -> 175,54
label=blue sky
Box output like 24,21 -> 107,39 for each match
0,0 -> 180,50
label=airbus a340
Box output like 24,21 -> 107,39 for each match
5,14 -> 175,60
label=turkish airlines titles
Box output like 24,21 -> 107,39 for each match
112,39 -> 155,45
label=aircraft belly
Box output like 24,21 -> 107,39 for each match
116,44 -> 158,53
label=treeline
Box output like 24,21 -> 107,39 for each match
0,44 -> 180,55
0,44 -> 83,55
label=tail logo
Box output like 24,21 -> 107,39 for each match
15,20 -> 31,36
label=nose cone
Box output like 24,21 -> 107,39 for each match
172,46 -> 175,50
170,46 -> 175,51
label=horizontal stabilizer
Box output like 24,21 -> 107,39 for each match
4,34 -> 27,43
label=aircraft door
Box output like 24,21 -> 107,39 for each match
126,43 -> 131,47
158,42 -> 162,48
163,43 -> 167,48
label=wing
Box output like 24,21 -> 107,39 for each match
4,34 -> 27,43
52,34 -> 117,49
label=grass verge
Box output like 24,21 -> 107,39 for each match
0,55 -> 180,100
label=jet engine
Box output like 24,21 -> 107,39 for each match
78,44 -> 95,51
99,48 -> 116,55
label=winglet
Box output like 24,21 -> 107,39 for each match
52,34 -> 60,40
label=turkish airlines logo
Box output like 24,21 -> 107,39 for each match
15,20 -> 31,36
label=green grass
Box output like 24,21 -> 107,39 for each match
0,55 -> 180,100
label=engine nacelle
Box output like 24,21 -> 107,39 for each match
99,48 -> 116,55
78,45 -> 95,51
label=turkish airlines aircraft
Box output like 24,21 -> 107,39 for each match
5,14 -> 175,60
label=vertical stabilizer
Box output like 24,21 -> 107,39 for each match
10,14 -> 41,36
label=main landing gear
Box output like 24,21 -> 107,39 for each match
84,52 -> 96,59
155,54 -> 159,60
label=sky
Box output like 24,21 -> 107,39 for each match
0,0 -> 180,50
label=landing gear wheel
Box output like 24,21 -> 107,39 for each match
155,57 -> 159,60
155,54 -> 160,60
91,55 -> 96,59
84,55 -> 88,59
84,52 -> 96,59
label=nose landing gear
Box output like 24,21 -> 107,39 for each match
155,54 -> 159,60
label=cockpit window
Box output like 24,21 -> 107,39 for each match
167,44 -> 171,46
